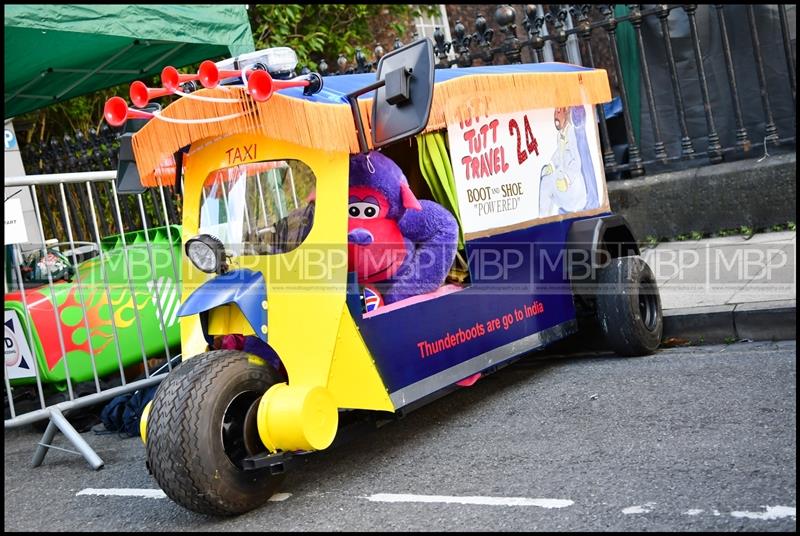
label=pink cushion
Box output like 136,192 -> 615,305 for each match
363,284 -> 464,318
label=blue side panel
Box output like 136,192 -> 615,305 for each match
177,269 -> 267,342
354,218 -> 588,394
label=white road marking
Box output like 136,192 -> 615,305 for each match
77,488 -> 166,499
364,493 -> 573,508
74,487 -> 795,522
622,502 -> 656,514
730,506 -> 796,521
76,488 -> 292,502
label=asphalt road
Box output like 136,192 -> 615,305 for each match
4,340 -> 796,532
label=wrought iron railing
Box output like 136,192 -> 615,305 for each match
18,125 -> 181,242
315,4 -> 796,180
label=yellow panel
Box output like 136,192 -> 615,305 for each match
180,133 -> 349,388
261,142 -> 348,387
179,147 -> 209,362
327,305 -> 394,411
180,314 -> 207,361
207,304 -> 256,336
207,304 -> 230,335
229,304 -> 256,336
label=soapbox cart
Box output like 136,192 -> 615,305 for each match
105,41 -> 662,515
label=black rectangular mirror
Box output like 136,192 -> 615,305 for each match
371,39 -> 434,148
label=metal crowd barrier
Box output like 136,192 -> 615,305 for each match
4,170 -> 182,470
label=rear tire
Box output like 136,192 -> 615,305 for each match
595,256 -> 663,356
145,350 -> 284,515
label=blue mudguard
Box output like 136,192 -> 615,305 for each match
177,269 -> 267,342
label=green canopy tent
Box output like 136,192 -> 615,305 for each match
4,4 -> 255,118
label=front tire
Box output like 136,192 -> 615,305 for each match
595,256 -> 663,356
146,350 -> 284,515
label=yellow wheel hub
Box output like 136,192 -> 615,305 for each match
140,400 -> 153,444
256,383 -> 338,452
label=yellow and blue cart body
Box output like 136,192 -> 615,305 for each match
132,63 -> 614,452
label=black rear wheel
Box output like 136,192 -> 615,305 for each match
145,350 -> 284,515
595,256 -> 663,356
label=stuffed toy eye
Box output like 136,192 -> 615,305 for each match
349,202 -> 380,219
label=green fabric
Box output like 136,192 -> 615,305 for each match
614,5 -> 641,144
4,4 -> 255,118
417,132 -> 464,250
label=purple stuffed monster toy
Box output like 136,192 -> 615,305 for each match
347,151 -> 458,305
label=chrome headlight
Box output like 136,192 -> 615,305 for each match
185,234 -> 226,274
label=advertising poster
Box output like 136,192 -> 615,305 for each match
447,104 -> 608,238
4,197 -> 29,245
5,310 -> 36,380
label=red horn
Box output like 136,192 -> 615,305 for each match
245,71 -> 313,102
198,60 -> 243,89
161,66 -> 200,91
245,70 -> 274,102
130,81 -> 173,108
103,97 -> 154,127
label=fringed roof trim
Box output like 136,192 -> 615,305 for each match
133,68 -> 610,186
